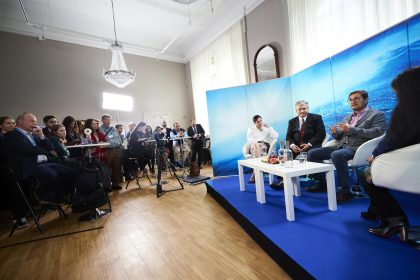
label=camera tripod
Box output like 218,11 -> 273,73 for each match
155,140 -> 184,198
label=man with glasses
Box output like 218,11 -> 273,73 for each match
307,90 -> 386,203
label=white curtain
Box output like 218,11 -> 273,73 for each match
190,22 -> 248,134
287,0 -> 420,74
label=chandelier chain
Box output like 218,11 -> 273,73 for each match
110,0 -> 118,44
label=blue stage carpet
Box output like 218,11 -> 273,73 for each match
205,175 -> 420,280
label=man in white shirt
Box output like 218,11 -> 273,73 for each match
246,115 -> 278,183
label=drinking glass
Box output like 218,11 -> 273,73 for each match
260,145 -> 267,157
298,152 -> 307,165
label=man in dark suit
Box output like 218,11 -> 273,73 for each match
270,100 -> 326,189
2,113 -> 75,204
307,90 -> 386,203
187,119 -> 206,168
287,100 -> 326,156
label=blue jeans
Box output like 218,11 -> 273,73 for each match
308,147 -> 355,190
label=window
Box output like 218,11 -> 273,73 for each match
102,92 -> 133,111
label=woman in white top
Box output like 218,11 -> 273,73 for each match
247,115 -> 279,182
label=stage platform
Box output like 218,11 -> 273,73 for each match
205,175 -> 420,279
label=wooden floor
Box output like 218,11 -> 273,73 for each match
0,166 -> 290,280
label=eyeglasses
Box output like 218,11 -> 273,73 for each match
348,97 -> 363,102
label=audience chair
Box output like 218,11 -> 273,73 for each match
0,165 -> 43,237
371,143 -> 420,247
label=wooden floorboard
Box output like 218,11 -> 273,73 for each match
0,166 -> 290,280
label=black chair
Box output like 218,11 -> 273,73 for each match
0,164 -> 43,237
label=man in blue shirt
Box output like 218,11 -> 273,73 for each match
100,114 -> 123,190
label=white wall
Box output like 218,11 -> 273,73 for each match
0,31 -> 194,129
246,0 -> 291,81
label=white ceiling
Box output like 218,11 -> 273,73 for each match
0,0 -> 264,63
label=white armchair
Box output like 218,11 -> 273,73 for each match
371,143 -> 420,194
242,139 -> 278,159
322,134 -> 385,193
348,134 -> 385,168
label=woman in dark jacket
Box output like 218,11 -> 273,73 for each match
62,116 -> 82,158
360,67 -> 420,242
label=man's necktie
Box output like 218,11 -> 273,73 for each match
193,126 -> 196,134
27,132 -> 36,146
300,118 -> 305,138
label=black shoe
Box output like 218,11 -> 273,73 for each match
305,183 -> 327,193
270,180 -> 283,190
112,185 -> 122,190
15,217 -> 28,229
336,189 -> 353,203
368,216 -> 409,242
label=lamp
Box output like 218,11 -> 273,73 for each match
172,0 -> 199,4
103,0 -> 135,88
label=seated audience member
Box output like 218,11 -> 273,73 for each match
42,115 -> 58,138
358,67 -> 420,242
100,114 -> 123,190
76,120 -> 85,134
246,115 -> 279,183
187,119 -> 205,168
161,119 -> 176,165
63,116 -> 82,158
0,116 -> 28,228
307,90 -> 386,203
84,118 -> 107,162
48,124 -> 71,161
0,116 -> 15,144
129,122 -> 149,176
171,122 -> 191,166
2,112 -> 75,204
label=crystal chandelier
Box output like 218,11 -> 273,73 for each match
103,0 -> 135,88
172,0 -> 199,4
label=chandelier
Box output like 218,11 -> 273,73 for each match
103,0 -> 135,88
172,0 -> 199,4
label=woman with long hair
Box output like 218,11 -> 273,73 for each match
62,116 -> 82,158
49,124 -> 71,159
84,118 -> 107,162
360,67 -> 420,242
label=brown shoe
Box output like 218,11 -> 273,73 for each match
305,183 -> 327,193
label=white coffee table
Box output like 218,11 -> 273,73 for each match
238,158 -> 337,221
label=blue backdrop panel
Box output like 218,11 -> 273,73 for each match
408,14 -> 420,67
207,85 -> 248,176
331,21 -> 410,124
245,78 -> 293,141
290,58 -> 336,131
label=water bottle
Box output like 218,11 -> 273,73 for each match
278,141 -> 285,165
260,144 -> 267,157
251,143 -> 257,158
86,134 -> 92,144
285,140 -> 293,168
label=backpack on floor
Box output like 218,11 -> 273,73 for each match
71,159 -> 110,213
189,162 -> 200,177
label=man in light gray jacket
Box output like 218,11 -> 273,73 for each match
307,90 -> 386,203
